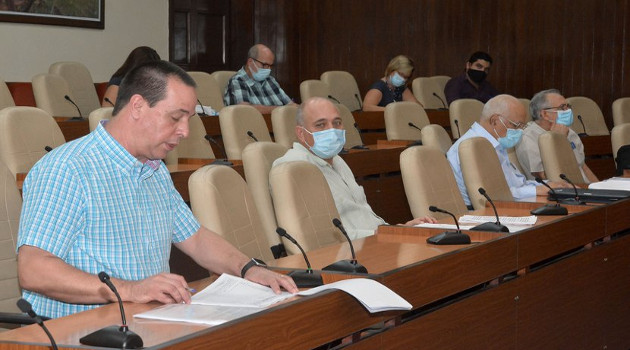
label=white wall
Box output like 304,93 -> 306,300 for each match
0,0 -> 168,82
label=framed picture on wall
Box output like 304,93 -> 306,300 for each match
0,0 -> 104,29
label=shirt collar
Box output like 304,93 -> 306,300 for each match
292,142 -> 339,168
238,66 -> 268,88
471,122 -> 501,149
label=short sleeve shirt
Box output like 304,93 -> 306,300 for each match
223,67 -> 292,107
368,80 -> 406,107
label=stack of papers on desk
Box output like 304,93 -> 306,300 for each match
588,177 -> 630,191
459,215 -> 537,226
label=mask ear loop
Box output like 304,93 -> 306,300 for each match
299,126 -> 314,148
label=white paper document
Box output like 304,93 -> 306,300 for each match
298,278 -> 412,313
588,177 -> 630,191
134,303 -> 262,326
459,215 -> 537,226
195,104 -> 218,116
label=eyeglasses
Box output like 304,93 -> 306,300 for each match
499,115 -> 526,130
251,58 -> 273,69
543,103 -> 572,111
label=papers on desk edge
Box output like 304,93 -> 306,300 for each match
134,274 -> 411,326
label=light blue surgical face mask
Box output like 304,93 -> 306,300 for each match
494,117 -> 523,149
555,108 -> 574,126
390,72 -> 406,87
250,62 -> 271,81
301,127 -> 346,159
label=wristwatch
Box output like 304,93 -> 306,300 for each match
240,258 -> 267,278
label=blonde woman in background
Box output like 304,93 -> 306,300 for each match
362,55 -> 423,111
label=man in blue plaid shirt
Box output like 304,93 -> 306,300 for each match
223,44 -> 296,114
17,61 -> 297,319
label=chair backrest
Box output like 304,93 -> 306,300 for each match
188,71 -> 225,112
32,74 -> 79,117
538,132 -> 586,184
219,105 -> 272,160
431,75 -> 451,98
448,99 -> 483,139
0,159 -> 21,315
420,124 -> 452,153
611,123 -> 630,160
566,96 -> 609,136
211,70 -> 237,95
458,137 -> 513,210
411,77 -> 447,110
88,107 -> 113,131
49,62 -> 100,116
0,78 -> 15,110
0,107 -> 65,179
271,105 -> 298,148
518,98 -> 533,123
400,146 -> 467,219
320,71 -> 362,111
507,146 -> 526,176
300,79 -> 331,102
336,103 -> 364,148
384,101 -> 430,141
612,97 -> 630,127
242,142 -> 289,256
175,113 -> 215,159
269,161 -> 344,254
188,165 -> 274,262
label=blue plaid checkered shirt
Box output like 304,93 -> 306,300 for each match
223,67 -> 292,106
18,123 -> 200,319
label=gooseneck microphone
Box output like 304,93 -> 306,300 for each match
351,122 -> 368,150
560,173 -> 585,205
322,218 -> 368,273
276,227 -> 323,287
104,97 -> 115,107
17,298 -> 58,350
354,93 -> 363,110
197,99 -> 208,116
530,177 -> 569,215
44,146 -> 53,152
407,122 -> 423,146
327,95 -> 341,104
426,206 -> 471,245
577,115 -> 588,137
79,272 -> 143,349
247,130 -> 259,142
432,92 -> 447,109
204,134 -> 233,166
64,95 -> 83,119
454,119 -> 461,138
470,188 -> 510,232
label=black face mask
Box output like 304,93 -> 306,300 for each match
467,69 -> 487,84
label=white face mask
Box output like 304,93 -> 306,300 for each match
250,61 -> 271,81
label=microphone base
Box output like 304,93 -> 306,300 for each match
531,203 -> 569,216
578,133 -> 588,137
211,159 -> 234,166
350,145 -> 369,150
407,140 -> 423,147
426,231 -> 471,245
80,325 -> 143,349
470,222 -> 510,232
288,270 -> 323,288
322,259 -> 368,274
68,116 -> 84,121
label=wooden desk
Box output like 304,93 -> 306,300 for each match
53,117 -> 89,142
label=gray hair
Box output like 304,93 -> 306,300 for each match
247,45 -> 259,60
530,89 -> 562,121
480,94 -> 519,121
296,97 -> 331,126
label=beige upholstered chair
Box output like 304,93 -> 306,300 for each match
518,98 -> 533,123
431,75 -> 451,98
0,107 -> 65,180
420,124 -> 452,153
506,147 -> 526,176
566,96 -> 609,136
400,146 -> 467,219
0,159 -> 22,325
299,79 -> 331,102
210,70 -> 237,95
88,107 -> 113,131
539,132 -> 586,184
336,103 -> 364,149
188,71 -> 224,112
32,74 -> 79,118
458,137 -> 513,210
320,71 -> 362,111
411,77 -> 447,110
271,105 -> 298,148
188,165 -> 274,262
449,99 -> 483,139
611,123 -> 630,161
219,105 -> 272,160
384,101 -> 430,141
242,142 -> 289,258
612,97 -> 630,126
269,161 -> 345,254
0,78 -> 15,110
174,113 -> 216,159
49,62 -> 101,116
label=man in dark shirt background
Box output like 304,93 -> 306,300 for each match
444,51 -> 499,105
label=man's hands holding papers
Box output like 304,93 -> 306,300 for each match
243,266 -> 298,294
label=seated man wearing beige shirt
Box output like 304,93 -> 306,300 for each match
272,97 -> 435,240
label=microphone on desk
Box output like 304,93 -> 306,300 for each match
204,134 -> 233,166
17,298 -> 58,350
64,95 -> 83,119
351,122 -> 368,150
454,119 -> 461,138
432,92 -> 447,110
197,99 -> 208,116
104,97 -> 115,107
426,206 -> 471,245
247,130 -> 259,142
44,146 -> 53,152
560,173 -> 585,205
322,218 -> 368,273
577,115 -> 588,137
276,227 -> 323,288
79,272 -> 143,349
327,95 -> 341,104
407,122 -> 423,146
530,177 -> 569,215
470,188 -> 510,232
354,93 -> 363,111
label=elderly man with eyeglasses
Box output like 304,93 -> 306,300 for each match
515,89 -> 599,183
224,43 -> 296,114
447,94 -> 569,207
